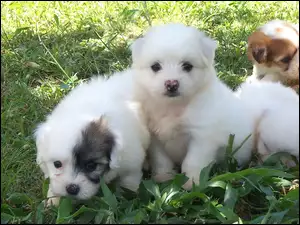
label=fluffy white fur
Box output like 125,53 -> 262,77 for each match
235,81 -> 299,162
35,69 -> 149,206
130,23 -> 257,190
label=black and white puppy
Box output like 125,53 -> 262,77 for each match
34,69 -> 150,206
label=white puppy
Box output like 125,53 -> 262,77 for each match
35,69 -> 149,206
130,23 -> 257,190
235,81 -> 299,164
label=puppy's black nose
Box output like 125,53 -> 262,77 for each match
66,184 -> 80,195
165,80 -> 179,93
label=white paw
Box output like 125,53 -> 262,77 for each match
245,75 -> 257,84
121,182 -> 139,192
182,178 -> 194,191
182,175 -> 200,191
152,172 -> 175,183
44,196 -> 61,207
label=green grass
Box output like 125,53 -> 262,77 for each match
1,1 -> 299,224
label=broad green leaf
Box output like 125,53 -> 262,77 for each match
35,201 -> 45,224
207,202 -> 227,223
250,210 -> 289,224
100,179 -> 118,211
134,209 -> 147,224
249,215 -> 265,224
119,209 -> 146,224
1,204 -> 13,215
281,218 -> 299,224
261,196 -> 277,224
217,206 -> 239,222
283,188 -> 299,201
179,191 -> 209,203
210,168 -> 295,183
0,204 -> 28,218
208,180 -> 227,189
267,210 -> 289,224
56,197 -> 73,224
94,210 -> 106,224
1,213 -> 14,224
8,207 -> 28,218
105,211 -> 116,224
6,193 -> 32,205
138,181 -> 152,204
224,183 -> 238,209
77,210 -> 97,224
198,160 -> 216,191
142,179 -> 161,199
236,174 -> 262,196
172,173 -> 189,189
62,206 -> 96,221
258,184 -> 274,197
263,177 -> 292,187
163,190 -> 180,204
19,212 -> 32,222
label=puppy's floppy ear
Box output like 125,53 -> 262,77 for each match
93,114 -> 109,133
130,37 -> 144,63
34,122 -> 51,178
198,31 -> 218,66
91,115 -> 114,149
247,31 -> 270,63
252,46 -> 267,63
89,115 -> 115,162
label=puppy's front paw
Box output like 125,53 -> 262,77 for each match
182,177 -> 200,191
153,173 -> 175,183
245,75 -> 257,84
44,196 -> 61,208
119,171 -> 143,192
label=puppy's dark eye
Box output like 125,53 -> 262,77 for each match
182,62 -> 193,72
54,161 -> 62,168
280,56 -> 291,63
151,62 -> 162,72
85,161 -> 97,172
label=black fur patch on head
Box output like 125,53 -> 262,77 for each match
73,116 -> 115,184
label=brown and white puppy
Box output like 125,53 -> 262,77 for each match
246,20 -> 299,92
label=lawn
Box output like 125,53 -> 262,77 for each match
1,1 -> 299,224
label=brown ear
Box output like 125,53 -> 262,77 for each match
248,31 -> 270,63
252,45 -> 267,63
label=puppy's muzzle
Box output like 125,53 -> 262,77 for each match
165,80 -> 180,97
66,184 -> 80,195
